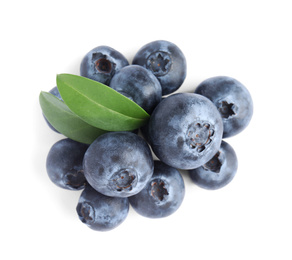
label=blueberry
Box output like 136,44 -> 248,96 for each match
194,76 -> 253,138
147,93 -> 223,170
188,140 -> 238,190
43,86 -> 63,133
109,65 -> 162,114
76,185 -> 129,231
83,132 -> 154,197
49,86 -> 63,101
132,40 -> 187,95
46,138 -> 89,190
80,46 -> 129,85
129,161 -> 185,218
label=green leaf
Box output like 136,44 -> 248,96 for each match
56,74 -> 150,131
39,91 -> 107,144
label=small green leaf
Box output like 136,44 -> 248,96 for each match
39,91 -> 107,144
56,74 -> 150,131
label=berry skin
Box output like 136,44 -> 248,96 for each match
43,86 -> 63,133
46,138 -> 89,190
109,65 -> 162,114
80,46 -> 129,85
147,93 -> 223,170
132,40 -> 187,96
49,86 -> 62,101
129,161 -> 185,218
83,132 -> 154,198
76,185 -> 129,231
194,76 -> 253,138
188,140 -> 238,190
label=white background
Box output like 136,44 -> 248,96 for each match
1,0 -> 292,259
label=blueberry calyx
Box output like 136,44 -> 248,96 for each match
77,202 -> 95,224
146,51 -> 172,76
186,121 -> 215,153
202,152 -> 223,173
95,58 -> 112,74
92,53 -> 116,75
218,100 -> 237,119
150,178 -> 169,203
109,169 -> 138,192
63,168 -> 87,189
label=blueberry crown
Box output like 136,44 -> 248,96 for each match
186,120 -> 215,154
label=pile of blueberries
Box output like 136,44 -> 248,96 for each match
43,40 -> 253,231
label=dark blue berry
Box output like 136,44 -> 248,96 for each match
83,132 -> 154,197
132,40 -> 186,95
46,138 -> 89,190
188,140 -> 238,190
194,76 -> 253,138
147,93 -> 223,170
76,185 -> 129,231
129,161 -> 185,218
109,65 -> 162,114
49,86 -> 62,101
80,46 -> 129,85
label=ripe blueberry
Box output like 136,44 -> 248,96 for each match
80,45 -> 129,85
109,65 -> 162,114
129,161 -> 185,218
188,140 -> 238,190
194,76 -> 253,138
147,93 -> 223,170
132,40 -> 187,95
76,185 -> 129,231
83,132 -> 154,197
46,138 -> 89,190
